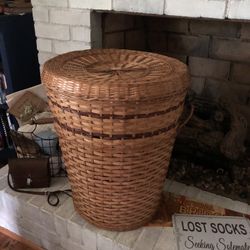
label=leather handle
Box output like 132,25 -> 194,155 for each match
30,117 -> 54,125
7,172 -> 72,206
178,104 -> 194,130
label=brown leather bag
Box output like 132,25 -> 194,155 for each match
8,158 -> 50,189
8,158 -> 71,206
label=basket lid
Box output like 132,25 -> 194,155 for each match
42,49 -> 190,101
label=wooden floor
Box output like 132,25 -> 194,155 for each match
0,227 -> 42,250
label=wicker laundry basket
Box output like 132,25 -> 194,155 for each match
42,49 -> 190,231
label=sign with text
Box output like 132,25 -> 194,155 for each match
173,214 -> 250,250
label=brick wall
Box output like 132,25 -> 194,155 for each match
31,0 -> 103,68
102,14 -> 146,50
31,0 -> 250,68
103,14 -> 250,104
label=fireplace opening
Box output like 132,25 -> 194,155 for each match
96,12 -> 250,203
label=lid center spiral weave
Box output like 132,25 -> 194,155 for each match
85,61 -> 150,80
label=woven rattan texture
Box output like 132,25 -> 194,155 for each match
42,49 -> 190,231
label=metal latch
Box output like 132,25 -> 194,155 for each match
26,176 -> 32,186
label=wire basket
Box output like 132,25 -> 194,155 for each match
10,123 -> 67,177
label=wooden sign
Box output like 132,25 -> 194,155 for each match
173,214 -> 250,250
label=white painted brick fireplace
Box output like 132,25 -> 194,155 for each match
31,0 -> 250,66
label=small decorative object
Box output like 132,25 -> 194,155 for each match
42,49 -> 190,231
8,91 -> 48,125
0,73 -> 7,104
3,0 -> 32,15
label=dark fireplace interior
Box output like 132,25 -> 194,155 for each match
100,12 -> 250,203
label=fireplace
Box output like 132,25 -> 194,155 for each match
100,13 -> 250,203
31,1 -> 250,202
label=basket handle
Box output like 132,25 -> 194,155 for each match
30,117 -> 54,125
178,104 -> 194,130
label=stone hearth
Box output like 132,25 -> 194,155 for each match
1,166 -> 249,250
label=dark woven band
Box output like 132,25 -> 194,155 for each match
55,118 -> 177,140
49,97 -> 184,120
